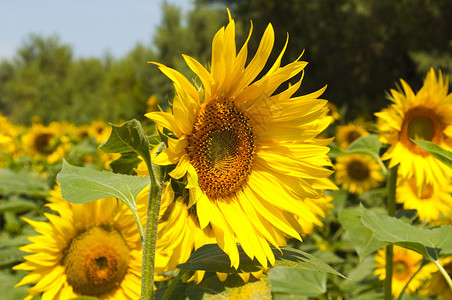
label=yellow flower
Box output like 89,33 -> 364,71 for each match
397,176 -> 452,222
374,246 -> 432,298
14,185 -> 142,300
334,154 -> 384,194
335,122 -> 370,149
151,183 -> 216,282
420,256 -> 452,300
375,68 -> 452,186
20,122 -> 70,164
145,14 -> 336,269
88,120 -> 112,144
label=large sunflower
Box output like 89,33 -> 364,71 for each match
374,246 -> 432,298
14,185 -> 142,300
375,68 -> 452,186
397,176 -> 452,222
334,154 -> 384,194
146,14 -> 335,269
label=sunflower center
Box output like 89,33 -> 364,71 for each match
62,226 -> 130,297
34,133 -> 54,155
187,98 -> 255,199
346,130 -> 362,146
346,160 -> 370,181
393,260 -> 410,280
400,106 -> 442,157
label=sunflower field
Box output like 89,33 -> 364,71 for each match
1,1 -> 452,300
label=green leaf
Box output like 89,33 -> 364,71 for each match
328,135 -> 387,174
109,152 -> 142,175
411,139 -> 452,168
347,134 -> 382,153
361,207 -> 452,259
338,209 -> 386,259
0,169 -> 49,198
177,244 -> 346,279
100,119 -> 152,173
0,197 -> 39,214
0,246 -> 25,268
269,267 -> 326,297
57,159 -> 149,208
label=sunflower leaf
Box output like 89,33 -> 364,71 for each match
360,206 -> 452,259
269,267 -> 326,297
411,140 -> 452,168
328,135 -> 387,174
57,159 -> 149,208
100,119 -> 152,173
338,209 -> 386,259
177,244 -> 346,279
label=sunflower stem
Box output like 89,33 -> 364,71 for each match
131,205 -> 144,241
141,143 -> 165,300
162,269 -> 187,300
385,164 -> 398,300
433,259 -> 452,291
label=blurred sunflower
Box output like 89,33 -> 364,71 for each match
334,154 -> 384,194
375,68 -> 452,187
146,14 -> 336,268
88,120 -> 112,144
14,185 -> 142,300
374,246 -> 432,298
0,113 -> 24,166
397,176 -> 452,222
420,256 -> 452,300
326,102 -> 341,122
335,122 -> 370,149
21,122 -> 70,164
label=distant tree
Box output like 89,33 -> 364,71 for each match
197,0 -> 452,119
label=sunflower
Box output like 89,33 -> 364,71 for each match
375,68 -> 452,187
397,176 -> 452,222
21,122 -> 70,164
88,120 -> 112,144
420,256 -> 452,300
334,154 -> 384,194
374,246 -> 432,298
145,14 -> 336,269
14,185 -> 142,300
335,122 -> 370,149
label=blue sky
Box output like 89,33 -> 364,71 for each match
0,0 -> 193,60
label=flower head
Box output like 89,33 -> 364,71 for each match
397,176 -> 452,222
335,122 -> 370,149
146,14 -> 335,268
374,246 -> 432,298
375,68 -> 452,186
334,154 -> 384,194
14,185 -> 142,300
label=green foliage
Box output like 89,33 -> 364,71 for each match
360,206 -> 452,259
412,140 -> 452,169
269,267 -> 327,297
57,159 -> 149,206
177,243 -> 346,278
100,119 -> 153,174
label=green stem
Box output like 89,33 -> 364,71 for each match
141,144 -> 164,300
130,205 -> 145,241
385,165 -> 398,300
162,270 -> 187,300
433,259 -> 452,291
